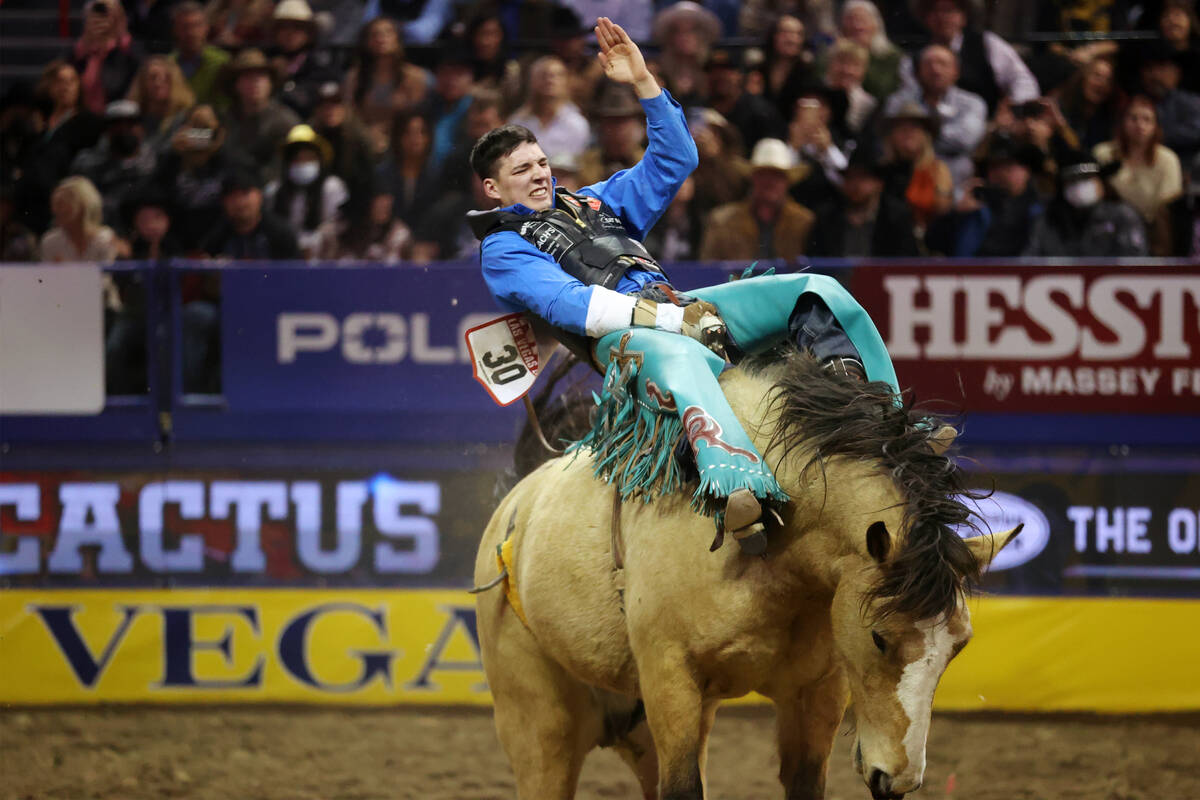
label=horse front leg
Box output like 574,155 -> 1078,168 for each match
772,671 -> 849,800
637,652 -> 708,800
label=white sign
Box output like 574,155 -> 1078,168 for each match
0,264 -> 104,414
464,313 -> 541,406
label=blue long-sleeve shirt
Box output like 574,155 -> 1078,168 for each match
479,89 -> 698,336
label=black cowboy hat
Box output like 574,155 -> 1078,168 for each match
976,132 -> 1043,173
843,146 -> 887,178
221,168 -> 263,195
549,5 -> 589,38
1056,148 -> 1121,184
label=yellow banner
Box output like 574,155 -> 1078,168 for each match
2,590 -> 1197,710
0,589 -> 490,705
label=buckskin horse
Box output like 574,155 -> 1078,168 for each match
473,351 -> 1019,799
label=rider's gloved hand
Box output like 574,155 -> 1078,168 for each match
631,298 -> 728,359
681,300 -> 728,359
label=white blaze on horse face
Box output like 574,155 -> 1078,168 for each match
894,616 -> 960,785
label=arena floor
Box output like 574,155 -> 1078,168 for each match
2,707 -> 1196,800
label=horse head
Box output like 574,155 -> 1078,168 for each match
830,522 -> 1020,799
745,351 -> 1022,798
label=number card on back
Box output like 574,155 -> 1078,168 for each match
465,313 -> 541,406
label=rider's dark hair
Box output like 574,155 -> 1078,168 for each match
470,124 -> 538,179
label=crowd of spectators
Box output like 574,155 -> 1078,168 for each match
2,0 -> 1199,392
2,0 -> 1199,268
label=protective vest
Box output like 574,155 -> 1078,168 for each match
469,187 -> 672,367
467,187 -> 668,289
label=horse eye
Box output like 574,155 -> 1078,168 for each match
871,631 -> 887,654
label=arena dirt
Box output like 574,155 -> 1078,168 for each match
0,707 -> 1195,800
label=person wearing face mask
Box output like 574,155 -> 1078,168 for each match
69,99 -> 159,227
264,124 -> 348,258
1024,151 -> 1147,256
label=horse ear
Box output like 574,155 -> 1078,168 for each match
964,524 -> 1024,569
865,521 -> 890,563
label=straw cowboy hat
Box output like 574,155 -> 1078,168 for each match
221,48 -> 279,92
592,83 -> 643,118
273,0 -> 317,32
652,1 -> 722,46
749,138 -> 796,173
883,100 -> 940,136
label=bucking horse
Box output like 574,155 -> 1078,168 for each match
473,350 -> 1019,799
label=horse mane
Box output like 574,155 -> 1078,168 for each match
746,349 -> 985,623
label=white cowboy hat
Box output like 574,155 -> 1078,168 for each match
749,138 -> 795,172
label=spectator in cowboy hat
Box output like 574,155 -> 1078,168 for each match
222,48 -> 301,179
933,132 -> 1045,256
167,2 -> 229,108
576,82 -> 646,185
706,48 -> 786,152
806,146 -> 920,257
700,137 -> 815,260
1024,150 -> 1148,256
264,124 -> 349,258
200,168 -> 301,260
688,107 -> 751,220
269,0 -> 341,119
549,151 -> 583,193
122,183 -> 181,260
878,100 -> 953,230
885,44 -> 987,192
651,1 -> 722,106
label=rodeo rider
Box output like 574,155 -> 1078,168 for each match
466,17 -> 906,554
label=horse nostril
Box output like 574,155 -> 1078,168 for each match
869,768 -> 893,798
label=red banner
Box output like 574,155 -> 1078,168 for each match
851,264 -> 1200,414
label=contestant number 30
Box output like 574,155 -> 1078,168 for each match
483,345 -> 527,386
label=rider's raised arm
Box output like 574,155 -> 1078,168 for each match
481,230 -> 636,337
579,92 -> 698,239
576,16 -> 699,239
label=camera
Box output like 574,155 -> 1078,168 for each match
182,128 -> 215,148
1013,100 -> 1047,120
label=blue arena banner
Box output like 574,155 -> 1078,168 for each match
217,261 -> 738,414
220,262 -> 504,413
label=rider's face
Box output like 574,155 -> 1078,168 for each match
485,141 -> 553,210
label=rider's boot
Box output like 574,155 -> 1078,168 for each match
725,488 -> 768,556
